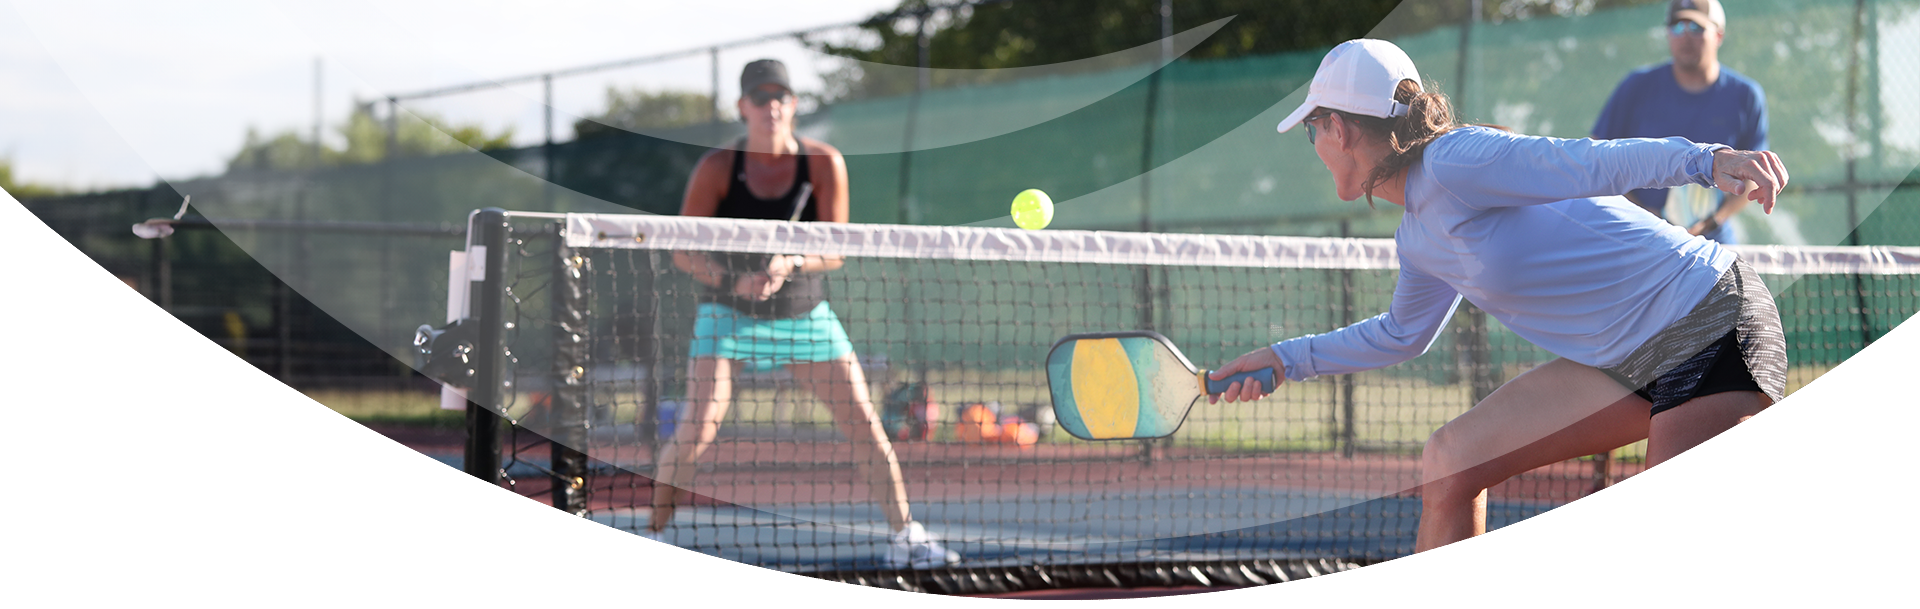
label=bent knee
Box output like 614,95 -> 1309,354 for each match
670,421 -> 723,447
1421,424 -> 1491,487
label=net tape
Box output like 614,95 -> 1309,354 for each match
565,213 -> 1920,274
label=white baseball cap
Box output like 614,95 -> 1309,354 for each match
1276,39 -> 1422,133
1668,0 -> 1726,31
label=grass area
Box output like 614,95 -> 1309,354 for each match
303,388 -> 463,428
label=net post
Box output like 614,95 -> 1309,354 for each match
550,226 -> 592,515
463,208 -> 509,484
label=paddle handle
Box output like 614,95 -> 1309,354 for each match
1202,368 -> 1277,395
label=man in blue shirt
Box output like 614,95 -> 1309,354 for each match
1592,0 -> 1767,243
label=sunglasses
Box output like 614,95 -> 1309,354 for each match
1668,21 -> 1709,37
1304,113 -> 1333,145
746,88 -> 793,106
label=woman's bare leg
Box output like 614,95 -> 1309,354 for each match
1415,358 -> 1653,552
650,356 -> 736,532
789,355 -> 912,532
1646,391 -> 1769,467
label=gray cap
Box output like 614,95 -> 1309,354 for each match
740,59 -> 792,94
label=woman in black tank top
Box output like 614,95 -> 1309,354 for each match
653,60 -> 957,568
700,140 -> 828,319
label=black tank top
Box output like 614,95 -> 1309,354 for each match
699,140 -> 827,319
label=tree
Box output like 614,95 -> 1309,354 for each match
226,102 -> 515,173
0,158 -> 63,198
804,0 -> 1673,102
573,89 -> 720,139
1485,0 -> 1662,24
808,0 -> 1405,100
228,128 -> 327,172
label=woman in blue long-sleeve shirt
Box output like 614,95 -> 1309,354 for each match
1208,39 -> 1791,552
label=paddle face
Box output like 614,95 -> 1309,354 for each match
1046,331 -> 1207,440
1664,183 -> 1720,230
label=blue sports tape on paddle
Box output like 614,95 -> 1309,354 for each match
1203,368 -> 1276,395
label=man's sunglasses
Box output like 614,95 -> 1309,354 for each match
746,88 -> 793,105
1668,21 -> 1709,37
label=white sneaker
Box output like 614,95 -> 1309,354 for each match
638,528 -> 663,543
883,522 -> 960,569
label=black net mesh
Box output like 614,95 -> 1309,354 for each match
465,213 -> 1918,591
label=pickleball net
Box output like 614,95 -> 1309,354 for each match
453,210 -> 1920,593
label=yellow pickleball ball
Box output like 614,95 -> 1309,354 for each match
1011,189 -> 1054,230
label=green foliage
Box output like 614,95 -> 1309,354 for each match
226,102 -> 515,172
803,0 -> 1682,103
336,103 -> 517,164
304,389 -> 464,428
574,88 -> 721,138
0,158 -> 64,198
227,128 -> 326,172
1483,0 -> 1662,24
809,0 -> 1400,100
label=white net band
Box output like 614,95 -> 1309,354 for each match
564,213 -> 1400,270
563,213 -> 1920,275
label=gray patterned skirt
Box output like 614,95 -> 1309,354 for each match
1601,259 -> 1788,414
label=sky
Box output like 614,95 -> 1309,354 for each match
1,0 -> 902,190
6,0 -> 1918,193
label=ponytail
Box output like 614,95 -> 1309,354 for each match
1329,80 -> 1458,206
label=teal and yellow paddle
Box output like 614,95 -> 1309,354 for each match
1045,331 -> 1277,441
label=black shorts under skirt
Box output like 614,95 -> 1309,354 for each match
1600,259 -> 1788,417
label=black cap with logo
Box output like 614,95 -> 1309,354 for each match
740,59 -> 792,94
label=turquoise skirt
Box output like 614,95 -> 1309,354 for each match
689,301 -> 854,372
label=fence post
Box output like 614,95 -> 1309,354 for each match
544,73 -> 556,212
710,46 -> 722,125
896,8 -> 931,226
897,9 -> 933,403
152,232 -> 172,313
1845,0 -> 1877,346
